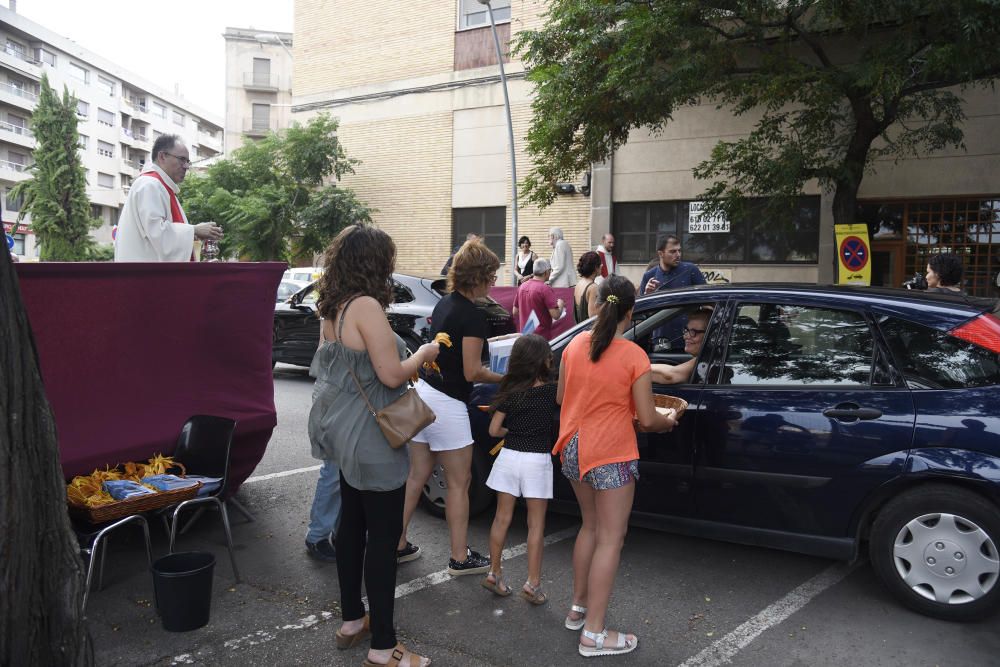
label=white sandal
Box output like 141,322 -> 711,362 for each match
578,628 -> 638,658
564,604 -> 587,630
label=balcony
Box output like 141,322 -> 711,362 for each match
0,159 -> 31,181
243,119 -> 276,138
242,72 -> 279,92
198,128 -> 223,152
0,121 -> 35,149
121,96 -> 151,120
0,82 -> 37,111
0,46 -> 41,80
122,159 -> 143,176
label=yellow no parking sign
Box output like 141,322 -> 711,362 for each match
835,224 -> 871,286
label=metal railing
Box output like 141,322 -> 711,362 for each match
0,82 -> 38,102
0,121 -> 33,138
0,159 -> 28,172
3,45 -> 41,66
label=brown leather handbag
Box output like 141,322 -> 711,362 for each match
345,365 -> 436,449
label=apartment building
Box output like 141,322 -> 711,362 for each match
291,1 -> 1000,295
0,6 -> 223,259
223,28 -> 293,156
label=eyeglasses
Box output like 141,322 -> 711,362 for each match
164,152 -> 191,167
682,327 -> 706,337
489,274 -> 498,284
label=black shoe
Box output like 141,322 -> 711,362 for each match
397,541 -> 420,564
448,547 -> 490,576
305,536 -> 337,563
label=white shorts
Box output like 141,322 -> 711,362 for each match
486,447 -> 553,499
412,380 -> 473,452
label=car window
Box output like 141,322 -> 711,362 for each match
726,303 -> 875,386
302,287 -> 318,306
392,279 -> 414,304
880,316 -> 1000,389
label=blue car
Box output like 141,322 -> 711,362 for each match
449,284 -> 1000,621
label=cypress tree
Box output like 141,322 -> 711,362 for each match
11,74 -> 99,261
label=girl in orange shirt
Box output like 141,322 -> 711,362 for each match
553,275 -> 676,658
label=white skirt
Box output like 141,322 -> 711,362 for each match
412,379 -> 474,452
486,447 -> 553,499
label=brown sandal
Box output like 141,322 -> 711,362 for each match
361,643 -> 430,667
481,570 -> 512,597
520,580 -> 548,605
336,615 -> 370,650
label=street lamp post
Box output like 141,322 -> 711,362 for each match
253,32 -> 293,58
477,0 -> 519,286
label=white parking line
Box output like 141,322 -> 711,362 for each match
243,464 -> 321,484
677,562 -> 859,667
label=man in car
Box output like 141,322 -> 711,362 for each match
115,134 -> 223,262
651,308 -> 710,384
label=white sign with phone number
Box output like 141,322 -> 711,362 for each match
688,201 -> 730,233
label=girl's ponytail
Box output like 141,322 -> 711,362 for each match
589,275 -> 636,361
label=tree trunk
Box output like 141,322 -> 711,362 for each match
0,250 -> 93,666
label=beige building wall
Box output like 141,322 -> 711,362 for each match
223,28 -> 293,156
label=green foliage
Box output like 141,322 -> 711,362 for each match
10,75 -> 99,260
516,0 -> 1000,224
180,114 -> 372,262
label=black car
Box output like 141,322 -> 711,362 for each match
273,274 -> 513,367
427,283 -> 1000,621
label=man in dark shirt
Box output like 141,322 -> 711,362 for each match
638,235 -> 707,350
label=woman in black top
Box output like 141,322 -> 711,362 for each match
515,235 -> 537,284
574,251 -> 602,322
397,240 -> 505,575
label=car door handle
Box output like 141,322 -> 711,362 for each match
822,405 -> 882,421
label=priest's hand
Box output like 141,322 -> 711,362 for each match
194,222 -> 224,241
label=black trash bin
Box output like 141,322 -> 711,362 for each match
151,551 -> 216,632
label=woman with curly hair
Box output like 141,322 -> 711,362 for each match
925,253 -> 965,293
574,251 -> 602,322
309,224 -> 438,667
396,239 -> 504,575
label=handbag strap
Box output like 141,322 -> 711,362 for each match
337,295 -> 413,419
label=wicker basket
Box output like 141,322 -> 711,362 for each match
653,394 -> 689,420
69,482 -> 201,524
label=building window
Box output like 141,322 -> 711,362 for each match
252,58 -> 271,86
5,39 -> 26,59
251,103 -> 270,131
97,75 -> 115,97
97,140 -> 114,158
77,100 -> 89,118
612,197 -> 821,265
34,47 -> 56,66
97,172 -> 114,189
11,234 -> 24,255
8,150 -> 27,167
7,113 -> 27,134
152,101 -> 167,118
69,62 -> 89,84
452,207 -> 506,262
78,134 -> 88,149
6,187 -> 23,212
459,0 -> 510,29
97,108 -> 114,126
90,204 -> 103,219
173,110 -> 185,127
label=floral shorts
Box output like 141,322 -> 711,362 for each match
560,433 -> 639,491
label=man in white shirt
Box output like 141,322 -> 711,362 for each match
114,135 -> 222,262
547,227 -> 576,288
594,232 -> 618,285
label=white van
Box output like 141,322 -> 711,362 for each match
282,266 -> 324,282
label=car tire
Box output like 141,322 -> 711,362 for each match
870,485 -> 1000,621
418,448 -> 495,519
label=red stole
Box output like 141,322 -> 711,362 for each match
139,171 -> 192,261
599,250 -> 614,278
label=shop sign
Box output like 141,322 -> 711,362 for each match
688,201 -> 730,233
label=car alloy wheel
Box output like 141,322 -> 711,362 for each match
871,485 -> 1000,620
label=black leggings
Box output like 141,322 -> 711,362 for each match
336,473 -> 404,650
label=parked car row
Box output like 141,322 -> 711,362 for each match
445,284 -> 1000,622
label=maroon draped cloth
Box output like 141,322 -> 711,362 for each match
14,262 -> 285,493
489,285 -> 579,340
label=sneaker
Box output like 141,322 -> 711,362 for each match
397,541 -> 420,564
305,536 -> 337,563
448,547 -> 490,576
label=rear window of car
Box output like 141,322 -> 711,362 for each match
880,317 -> 1000,389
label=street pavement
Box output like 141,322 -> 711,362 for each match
85,364 -> 1000,666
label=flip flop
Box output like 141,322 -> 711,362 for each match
335,615 -> 370,650
578,628 -> 638,658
